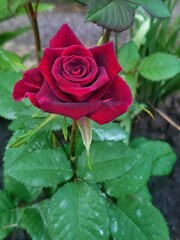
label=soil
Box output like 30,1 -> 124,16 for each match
0,1 -> 180,240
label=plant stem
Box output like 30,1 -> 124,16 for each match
26,2 -> 41,64
70,120 -> 78,163
102,29 -> 111,44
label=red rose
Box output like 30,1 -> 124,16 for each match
13,24 -> 132,124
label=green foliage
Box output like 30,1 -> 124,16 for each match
138,53 -> 180,81
104,154 -> 152,198
0,0 -> 29,21
20,203 -> 50,240
48,182 -> 109,240
0,191 -> 18,239
118,40 -> 140,72
0,0 -> 177,239
5,149 -> 73,187
131,138 -> 176,176
86,0 -> 135,32
0,49 -> 22,71
77,141 -> 139,181
92,122 -> 127,141
129,0 -> 170,18
0,71 -> 25,119
85,0 -> 171,32
75,0 -> 88,5
0,26 -> 30,46
4,176 -> 41,203
109,198 -> 169,240
130,0 -> 180,104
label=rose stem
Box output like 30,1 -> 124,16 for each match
102,29 -> 111,44
25,1 -> 41,64
70,120 -> 78,170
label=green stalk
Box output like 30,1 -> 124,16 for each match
102,29 -> 111,44
70,120 -> 78,164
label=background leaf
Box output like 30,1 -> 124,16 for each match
0,26 -> 30,46
0,49 -> 22,71
118,40 -> 140,72
0,71 -> 25,119
86,0 -> 135,32
129,0 -> 170,18
138,53 -> 180,81
131,138 -> 176,176
48,182 -> 109,240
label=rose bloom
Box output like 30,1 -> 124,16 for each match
13,24 -> 132,124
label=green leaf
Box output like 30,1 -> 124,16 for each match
4,176 -> 41,203
0,71 -> 25,119
0,49 -> 22,71
0,0 -> 13,21
20,204 -> 50,240
138,53 -> 180,81
129,0 -> 170,18
109,198 -> 169,240
48,182 -> 109,240
133,187 -> 152,202
92,122 -> 127,141
8,0 -> 29,12
104,154 -> 152,198
0,26 -> 30,45
16,3 -> 55,15
86,0 -> 135,32
118,40 -> 140,72
75,0 -> 88,5
5,149 -> 73,187
124,73 -> 136,95
133,17 -> 150,49
9,114 -> 57,147
131,138 -> 176,176
77,142 -> 139,182
0,191 -> 18,238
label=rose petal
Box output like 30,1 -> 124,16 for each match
52,56 -> 98,87
89,42 -> 122,80
49,24 -> 83,48
13,68 -> 43,101
88,76 -> 133,124
39,48 -> 73,102
61,45 -> 93,58
59,67 -> 109,101
35,81 -> 101,120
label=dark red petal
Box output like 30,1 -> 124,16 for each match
49,24 -> 83,48
52,56 -> 98,87
59,67 -> 109,101
13,68 -> 43,101
88,76 -> 132,124
89,42 -> 122,80
39,48 -> 72,102
61,45 -> 93,58
35,82 -> 101,120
